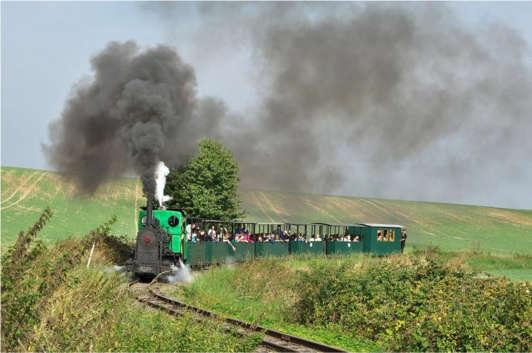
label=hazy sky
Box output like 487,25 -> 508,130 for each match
2,2 -> 532,209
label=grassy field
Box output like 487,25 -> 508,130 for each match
241,190 -> 532,254
2,166 -> 532,256
1,167 -> 140,247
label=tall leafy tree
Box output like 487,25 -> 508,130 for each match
165,139 -> 243,220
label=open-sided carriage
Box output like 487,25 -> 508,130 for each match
132,202 -> 405,277
183,221 -> 404,267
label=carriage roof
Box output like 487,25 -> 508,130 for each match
358,223 -> 404,228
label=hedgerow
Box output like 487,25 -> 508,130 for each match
294,253 -> 531,351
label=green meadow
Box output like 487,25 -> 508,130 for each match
1,167 -> 140,247
2,166 -> 531,255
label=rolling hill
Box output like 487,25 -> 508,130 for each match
2,166 -> 531,255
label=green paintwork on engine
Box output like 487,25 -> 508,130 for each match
138,209 -> 184,254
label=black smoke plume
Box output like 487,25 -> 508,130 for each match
44,41 -> 213,197
47,4 -> 532,208
144,3 -> 532,207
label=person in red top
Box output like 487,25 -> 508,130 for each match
242,231 -> 254,243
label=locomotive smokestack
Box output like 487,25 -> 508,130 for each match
146,194 -> 154,226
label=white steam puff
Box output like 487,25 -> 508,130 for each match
167,260 -> 194,283
155,161 -> 172,208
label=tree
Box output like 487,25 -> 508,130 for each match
165,139 -> 243,220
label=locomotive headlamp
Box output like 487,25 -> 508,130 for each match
141,216 -> 147,225
143,234 -> 153,244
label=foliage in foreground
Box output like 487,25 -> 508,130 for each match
180,252 -> 531,352
1,208 -> 117,350
25,269 -> 260,352
1,209 -> 260,352
295,252 -> 531,352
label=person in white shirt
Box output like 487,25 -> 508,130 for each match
186,223 -> 192,241
208,226 -> 217,241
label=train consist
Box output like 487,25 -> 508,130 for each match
133,199 -> 405,278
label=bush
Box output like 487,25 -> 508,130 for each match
294,254 -> 532,351
1,210 -> 117,351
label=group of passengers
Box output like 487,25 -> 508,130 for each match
376,230 -> 396,242
329,234 -> 362,242
185,223 -> 362,244
185,223 -> 231,243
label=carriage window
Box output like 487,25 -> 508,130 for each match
378,229 -> 398,242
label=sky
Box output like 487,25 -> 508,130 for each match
2,2 -> 532,209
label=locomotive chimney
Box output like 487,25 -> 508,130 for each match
146,195 -> 154,226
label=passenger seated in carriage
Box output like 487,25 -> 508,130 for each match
243,231 -> 254,243
222,231 -> 236,250
207,226 -> 217,242
198,229 -> 206,241
235,230 -> 251,243
186,222 -> 194,241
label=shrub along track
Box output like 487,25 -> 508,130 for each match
129,280 -> 345,353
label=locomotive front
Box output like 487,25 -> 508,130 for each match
133,197 -> 185,278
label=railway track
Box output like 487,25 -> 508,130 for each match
129,281 -> 345,353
